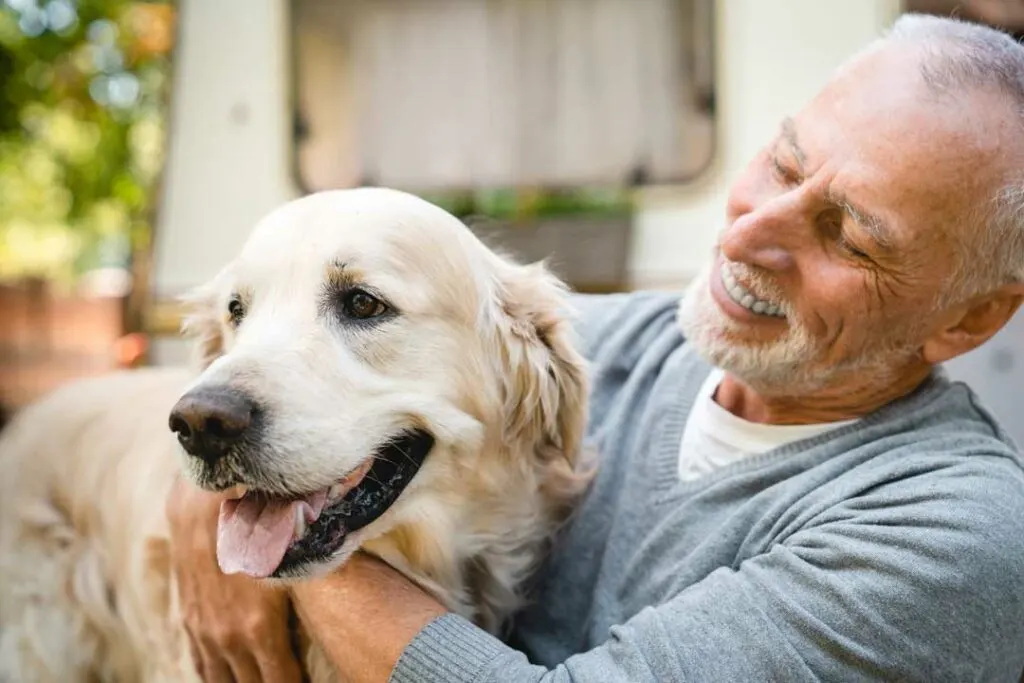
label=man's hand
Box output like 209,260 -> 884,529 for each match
166,475 -> 304,683
291,552 -> 449,683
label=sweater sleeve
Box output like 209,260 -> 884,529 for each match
389,455 -> 1024,683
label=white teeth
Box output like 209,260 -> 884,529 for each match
323,461 -> 374,508
328,483 -> 345,502
720,263 -> 785,318
330,460 -> 373,502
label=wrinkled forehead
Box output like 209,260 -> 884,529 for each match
225,191 -> 487,315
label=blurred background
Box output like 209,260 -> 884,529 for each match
1,0 -> 1022,442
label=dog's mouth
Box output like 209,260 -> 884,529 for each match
215,428 -> 434,579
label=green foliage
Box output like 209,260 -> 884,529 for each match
0,0 -> 172,286
422,186 -> 635,224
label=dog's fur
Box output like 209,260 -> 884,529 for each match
0,188 -> 593,682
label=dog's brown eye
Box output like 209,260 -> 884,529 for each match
227,297 -> 245,324
342,290 -> 387,320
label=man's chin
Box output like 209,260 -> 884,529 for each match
678,300 -> 824,391
678,287 -> 765,363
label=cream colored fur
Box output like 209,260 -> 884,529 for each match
0,188 -> 593,682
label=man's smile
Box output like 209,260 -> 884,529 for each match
709,257 -> 789,326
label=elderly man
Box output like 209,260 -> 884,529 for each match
166,13 -> 1024,683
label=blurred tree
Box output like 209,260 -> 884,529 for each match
0,0 -> 173,287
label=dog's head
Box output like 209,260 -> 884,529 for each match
168,188 -> 588,581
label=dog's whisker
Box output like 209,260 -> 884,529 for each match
361,470 -> 388,488
381,443 -> 418,468
369,452 -> 397,467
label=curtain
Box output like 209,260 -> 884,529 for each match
295,0 -> 713,191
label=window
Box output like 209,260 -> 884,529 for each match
291,0 -> 716,193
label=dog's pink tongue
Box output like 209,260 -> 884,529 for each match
216,490 -> 327,578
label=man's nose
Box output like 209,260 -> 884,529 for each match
168,386 -> 257,466
720,192 -> 811,272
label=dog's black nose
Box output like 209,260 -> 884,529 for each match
169,387 -> 255,466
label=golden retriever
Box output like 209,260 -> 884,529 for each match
0,188 -> 592,682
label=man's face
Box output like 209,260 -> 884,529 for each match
679,44 -> 1010,394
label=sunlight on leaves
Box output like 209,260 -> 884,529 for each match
0,0 -> 173,286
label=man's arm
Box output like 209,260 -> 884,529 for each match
290,456 -> 1024,683
289,553 -> 448,682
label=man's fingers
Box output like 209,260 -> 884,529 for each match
252,627 -> 305,683
185,631 -> 205,680
197,644 -> 238,683
255,654 -> 304,683
256,653 -> 304,683
201,658 -> 236,683
225,651 -> 264,683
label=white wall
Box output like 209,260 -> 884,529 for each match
152,0 -> 294,299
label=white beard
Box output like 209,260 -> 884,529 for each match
676,262 -> 922,396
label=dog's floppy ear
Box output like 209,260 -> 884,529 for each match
486,256 -> 592,496
178,279 -> 225,370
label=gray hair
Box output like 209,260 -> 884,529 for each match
882,13 -> 1024,300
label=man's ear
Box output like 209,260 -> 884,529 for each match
922,282 -> 1024,365
486,257 -> 590,481
178,280 -> 225,370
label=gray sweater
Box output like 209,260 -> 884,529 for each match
391,291 -> 1024,682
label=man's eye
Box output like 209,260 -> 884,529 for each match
839,235 -> 870,260
770,156 -> 800,185
341,289 -> 388,320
